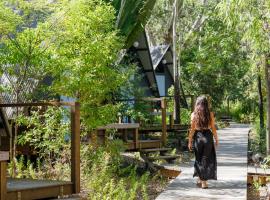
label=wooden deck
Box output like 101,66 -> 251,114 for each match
140,124 -> 189,132
156,123 -> 250,200
126,139 -> 162,150
93,122 -> 189,151
7,178 -> 72,200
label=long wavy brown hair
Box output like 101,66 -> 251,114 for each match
193,96 -> 211,129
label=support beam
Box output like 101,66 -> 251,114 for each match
161,99 -> 167,146
0,162 -> 6,200
134,128 -> 139,149
71,102 -> 80,194
0,152 -> 8,200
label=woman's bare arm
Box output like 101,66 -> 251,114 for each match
188,113 -> 195,144
210,112 -> 218,143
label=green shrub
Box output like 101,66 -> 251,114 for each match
81,140 -> 149,200
180,108 -> 191,125
8,107 -> 71,180
250,117 -> 266,154
16,107 -> 71,162
218,100 -> 255,123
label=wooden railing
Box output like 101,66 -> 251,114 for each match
0,101 -> 81,195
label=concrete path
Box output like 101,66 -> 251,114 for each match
156,123 -> 250,200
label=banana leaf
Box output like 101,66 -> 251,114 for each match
105,0 -> 156,48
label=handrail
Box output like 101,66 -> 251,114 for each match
0,101 -> 75,107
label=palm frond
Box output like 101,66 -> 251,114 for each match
105,0 -> 157,48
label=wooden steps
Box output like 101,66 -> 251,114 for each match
159,166 -> 181,178
148,155 -> 180,162
139,147 -> 181,170
140,147 -> 171,153
140,124 -> 189,132
126,140 -> 162,150
220,115 -> 232,122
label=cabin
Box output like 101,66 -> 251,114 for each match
90,31 -> 194,170
127,30 -> 188,107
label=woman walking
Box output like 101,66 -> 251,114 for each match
188,95 -> 218,189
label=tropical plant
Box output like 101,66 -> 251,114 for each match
105,0 -> 157,48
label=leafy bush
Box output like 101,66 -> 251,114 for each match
81,140 -> 149,200
9,106 -> 71,180
218,100 -> 255,123
16,107 -> 71,162
8,156 -> 70,181
250,118 -> 266,154
180,108 -> 191,125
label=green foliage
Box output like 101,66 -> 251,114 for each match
16,107 -> 70,161
8,107 -> 71,180
1,0 -> 136,129
0,2 -> 20,34
11,113 -> 151,198
9,107 -> 71,181
232,102 -> 255,123
252,179 -> 261,191
146,0 -> 173,45
8,156 -> 71,181
181,10 -> 249,107
50,0 -> 128,129
217,0 -> 270,54
81,140 -> 149,200
8,156 -> 36,179
250,118 -> 266,154
0,0 -> 57,101
180,108 -> 191,125
218,100 -> 256,123
116,63 -> 154,124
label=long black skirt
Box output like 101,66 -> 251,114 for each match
193,129 -> 217,181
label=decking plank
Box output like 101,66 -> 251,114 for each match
156,123 -> 249,200
7,178 -> 73,200
7,178 -> 72,191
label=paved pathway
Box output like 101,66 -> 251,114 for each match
156,123 -> 250,200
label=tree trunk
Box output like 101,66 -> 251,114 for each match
258,64 -> 264,151
258,67 -> 264,128
264,55 -> 270,154
173,0 -> 181,124
227,97 -> 230,115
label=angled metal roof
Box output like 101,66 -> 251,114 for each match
133,32 -> 160,97
149,43 -> 188,108
150,45 -> 170,70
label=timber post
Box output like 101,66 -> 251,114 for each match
161,98 -> 167,146
190,95 -> 195,111
71,102 -> 80,194
0,152 -> 9,200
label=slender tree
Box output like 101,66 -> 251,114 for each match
257,62 -> 265,147
264,55 -> 270,154
172,0 -> 181,123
